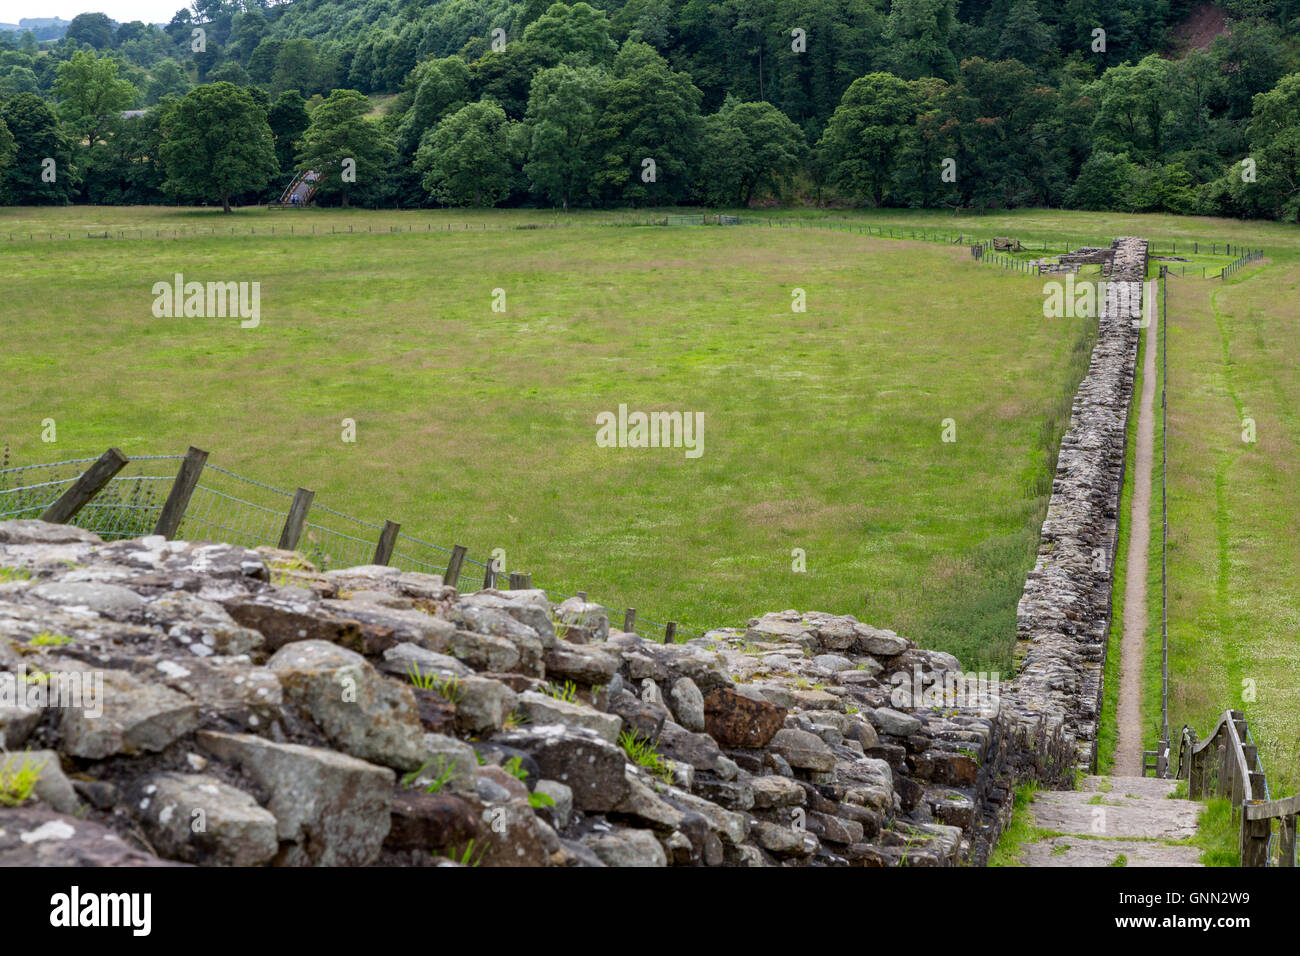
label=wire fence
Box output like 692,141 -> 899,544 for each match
1154,244 -> 1261,768
1219,248 -> 1265,279
0,447 -> 697,642
0,452 -> 183,536
3,210 -> 1267,287
736,214 -> 1261,260
1157,269 -> 1286,871
1160,268 -> 1170,770
0,215 -> 667,244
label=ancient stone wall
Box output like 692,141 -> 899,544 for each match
1000,237 -> 1149,775
0,522 -> 1022,867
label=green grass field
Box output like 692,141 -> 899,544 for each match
3,203 -> 1299,732
1,204 -> 1100,670
1157,256 -> 1300,796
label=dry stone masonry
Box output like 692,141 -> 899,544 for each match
0,521 -> 1015,867
1001,237 -> 1149,776
0,241 -> 1147,867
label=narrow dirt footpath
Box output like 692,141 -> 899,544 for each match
1114,310 -> 1157,775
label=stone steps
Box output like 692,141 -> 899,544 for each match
1014,775 -> 1204,867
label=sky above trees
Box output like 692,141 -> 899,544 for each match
0,3 -> 182,25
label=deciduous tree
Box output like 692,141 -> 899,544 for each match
160,81 -> 278,212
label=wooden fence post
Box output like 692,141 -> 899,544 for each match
40,447 -> 129,523
483,558 -> 498,590
277,487 -> 314,550
624,608 -> 636,633
1241,808 -> 1270,867
1281,813 -> 1297,867
373,520 -> 400,565
153,446 -> 209,539
664,621 -> 677,644
443,544 -> 467,588
1217,741 -> 1230,798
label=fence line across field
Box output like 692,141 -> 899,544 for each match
2,215 -> 666,244
1145,265 -> 1294,865
0,446 -> 696,642
3,212 -> 1264,268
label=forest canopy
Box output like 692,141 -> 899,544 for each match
1,0 -> 1298,219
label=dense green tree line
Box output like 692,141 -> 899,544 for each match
1,0 -> 1299,219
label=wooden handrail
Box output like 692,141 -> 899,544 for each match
1245,794 -> 1300,821
1177,709 -> 1298,866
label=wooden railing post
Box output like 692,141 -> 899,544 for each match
277,487 -> 314,550
154,446 -> 209,539
483,558 -> 498,590
40,447 -> 129,524
1190,748 -> 1204,798
443,544 -> 467,588
664,621 -> 677,644
1241,808 -> 1270,867
1217,736 -> 1230,799
1281,814 -> 1297,867
623,608 -> 636,633
1249,769 -> 1267,804
373,520 -> 400,566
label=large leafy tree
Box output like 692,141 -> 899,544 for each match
887,76 -> 951,208
0,67 -> 39,96
943,57 -> 1062,209
271,38 -> 325,96
0,93 -> 77,204
295,88 -> 395,207
590,41 -> 703,204
881,0 -> 958,82
523,63 -> 609,210
697,98 -> 805,206
470,44 -> 560,119
268,89 -> 310,174
0,116 -> 14,182
1235,73 -> 1300,221
160,82 -> 279,212
396,56 -> 472,156
819,72 -> 916,206
1087,55 -> 1181,164
522,2 -> 617,65
146,59 -> 192,105
54,50 -> 139,147
66,13 -> 116,50
415,99 -> 516,206
1064,150 -> 1137,210
82,111 -> 168,205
